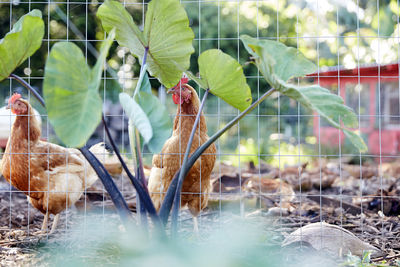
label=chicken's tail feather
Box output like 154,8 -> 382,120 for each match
89,142 -> 123,177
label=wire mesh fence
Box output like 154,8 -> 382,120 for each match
0,0 -> 400,265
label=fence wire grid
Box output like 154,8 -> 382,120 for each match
0,0 -> 400,263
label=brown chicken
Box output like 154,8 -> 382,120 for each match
1,93 -> 120,234
148,79 -> 216,231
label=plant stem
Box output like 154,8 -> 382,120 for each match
135,129 -> 148,189
136,187 -> 148,228
191,88 -> 276,162
159,88 -> 276,224
170,89 -> 210,234
133,47 -> 149,98
135,128 -> 148,227
128,121 -> 138,171
128,47 -> 150,226
133,64 -> 148,98
9,74 -> 45,107
101,116 -> 162,228
79,146 -> 132,221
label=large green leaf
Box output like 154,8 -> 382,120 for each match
138,92 -> 172,153
97,0 -> 194,88
120,93 -> 153,143
189,49 -> 252,112
0,10 -> 44,81
241,35 -> 316,82
43,30 -> 115,147
96,0 -> 145,57
240,35 -> 367,152
279,84 -> 358,129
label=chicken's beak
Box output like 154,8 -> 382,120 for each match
167,88 -> 175,94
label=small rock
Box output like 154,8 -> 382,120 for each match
334,207 -> 345,216
266,207 -> 289,217
282,222 -> 380,257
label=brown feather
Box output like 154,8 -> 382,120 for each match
1,99 -> 120,217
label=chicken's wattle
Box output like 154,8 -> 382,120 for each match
173,94 -> 184,105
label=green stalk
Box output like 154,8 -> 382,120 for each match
128,53 -> 149,170
135,127 -> 149,227
190,88 -> 276,164
101,116 -> 162,228
170,89 -> 210,234
80,147 -> 133,222
133,63 -> 148,97
128,47 -> 149,226
159,88 -> 276,224
135,129 -> 148,189
128,120 -> 138,171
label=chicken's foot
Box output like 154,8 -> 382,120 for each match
193,216 -> 199,233
41,212 -> 49,232
49,214 -> 60,234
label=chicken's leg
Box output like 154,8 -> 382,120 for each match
193,216 -> 199,233
49,214 -> 60,234
41,212 -> 49,232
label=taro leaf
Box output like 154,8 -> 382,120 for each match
0,10 -> 44,81
240,35 -> 367,152
343,130 -> 367,153
240,35 -> 316,82
138,92 -> 172,153
97,0 -> 194,88
96,0 -> 145,58
119,93 -> 153,143
142,0 -> 194,87
195,49 -> 252,112
140,72 -> 152,93
43,30 -> 115,148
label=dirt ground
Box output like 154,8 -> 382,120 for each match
1,159 -> 400,266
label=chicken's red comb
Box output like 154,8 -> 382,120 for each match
8,93 -> 21,104
173,77 -> 189,89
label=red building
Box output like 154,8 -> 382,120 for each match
309,63 -> 400,155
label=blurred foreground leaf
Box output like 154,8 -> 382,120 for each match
44,214 -> 338,267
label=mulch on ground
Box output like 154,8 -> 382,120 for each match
1,159 -> 400,265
